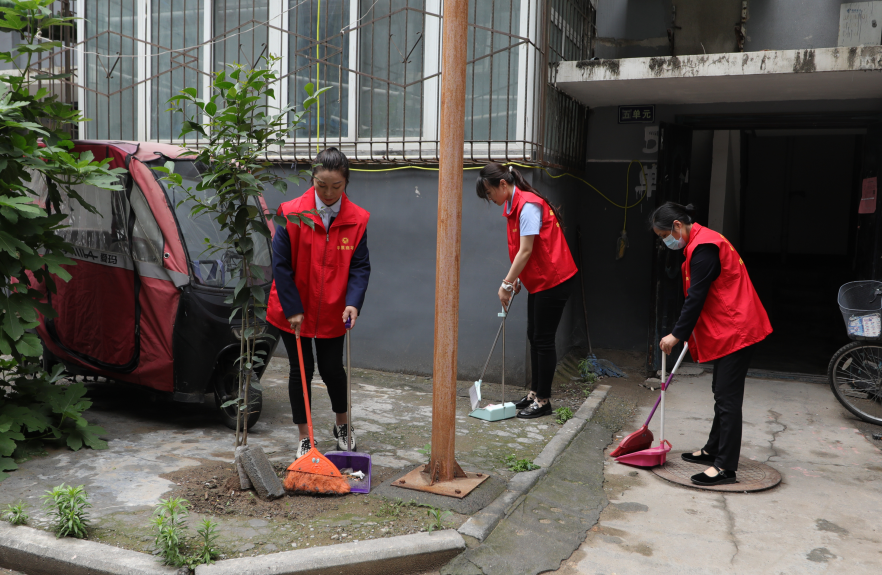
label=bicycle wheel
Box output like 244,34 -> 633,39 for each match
827,341 -> 882,425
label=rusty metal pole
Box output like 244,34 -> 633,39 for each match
429,0 -> 469,484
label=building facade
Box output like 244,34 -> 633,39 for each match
7,0 -> 596,383
553,0 -> 882,376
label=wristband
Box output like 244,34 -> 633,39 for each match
500,282 -> 514,292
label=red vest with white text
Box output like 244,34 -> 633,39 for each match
505,189 -> 578,293
682,223 -> 772,362
267,189 -> 370,339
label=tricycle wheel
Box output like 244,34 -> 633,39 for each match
214,366 -> 263,430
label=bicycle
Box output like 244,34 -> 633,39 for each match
827,281 -> 882,425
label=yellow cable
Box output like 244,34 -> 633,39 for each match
316,0 -> 321,154
348,162 -> 649,213
622,160 -> 648,232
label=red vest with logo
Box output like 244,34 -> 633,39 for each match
682,223 -> 772,363
267,189 -> 370,339
505,189 -> 578,293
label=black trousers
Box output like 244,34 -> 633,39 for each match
280,332 -> 347,425
527,276 -> 575,399
702,343 -> 755,471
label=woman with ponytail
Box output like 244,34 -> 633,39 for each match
476,163 -> 578,419
650,202 -> 772,486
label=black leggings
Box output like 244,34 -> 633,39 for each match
527,276 -> 575,399
702,343 -> 755,471
279,332 -> 347,425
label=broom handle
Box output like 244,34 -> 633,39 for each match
477,292 -> 516,383
661,352 -> 666,442
295,334 -> 315,447
642,343 -> 690,427
346,323 -> 352,452
501,304 -> 505,404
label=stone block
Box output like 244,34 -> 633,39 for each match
240,444 -> 285,500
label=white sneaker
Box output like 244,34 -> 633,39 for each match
296,438 -> 312,459
333,424 -> 357,451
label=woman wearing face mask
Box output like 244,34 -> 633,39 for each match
650,202 -> 772,486
476,163 -> 579,419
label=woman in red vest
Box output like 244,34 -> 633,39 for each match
267,148 -> 371,458
476,163 -> 579,419
651,202 -> 772,486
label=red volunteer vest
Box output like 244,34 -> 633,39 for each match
267,189 -> 370,339
505,188 -> 578,293
682,223 -> 772,363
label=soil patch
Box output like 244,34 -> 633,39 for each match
161,459 -> 404,520
157,459 -> 469,558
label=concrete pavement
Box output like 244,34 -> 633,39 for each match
556,373 -> 882,574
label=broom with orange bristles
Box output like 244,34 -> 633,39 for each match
283,333 -> 351,495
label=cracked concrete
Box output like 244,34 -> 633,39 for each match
0,358 -> 565,560
555,373 -> 882,574
714,493 -> 740,565
441,423 -> 611,575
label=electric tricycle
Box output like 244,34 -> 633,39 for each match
30,140 -> 278,428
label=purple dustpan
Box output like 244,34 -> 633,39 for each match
325,451 -> 372,494
326,318 -> 372,494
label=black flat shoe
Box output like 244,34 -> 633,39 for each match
517,401 -> 552,419
691,466 -> 737,486
682,450 -> 716,464
514,394 -> 535,410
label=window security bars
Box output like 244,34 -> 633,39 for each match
22,1 -> 593,169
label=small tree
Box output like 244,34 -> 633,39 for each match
0,0 -> 123,480
161,55 -> 327,446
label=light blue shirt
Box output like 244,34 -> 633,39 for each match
315,189 -> 341,230
506,189 -> 542,236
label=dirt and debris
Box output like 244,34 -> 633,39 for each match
152,460 -> 469,558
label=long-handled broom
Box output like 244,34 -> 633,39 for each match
284,334 -> 351,495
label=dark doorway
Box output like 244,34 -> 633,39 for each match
740,131 -> 862,374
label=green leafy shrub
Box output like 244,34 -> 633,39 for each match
0,0 -> 119,482
42,484 -> 90,538
423,505 -> 452,533
195,519 -> 221,565
152,497 -> 190,567
555,407 -> 575,425
152,497 -> 220,568
377,497 -> 405,518
2,501 -> 28,525
160,55 -> 324,447
504,454 -> 540,473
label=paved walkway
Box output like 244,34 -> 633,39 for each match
0,358 -> 567,558
555,373 -> 882,574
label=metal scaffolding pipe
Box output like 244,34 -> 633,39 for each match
429,0 -> 469,483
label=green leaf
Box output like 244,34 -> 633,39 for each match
14,333 -> 42,357
0,457 -> 18,472
2,309 -> 25,340
46,382 -> 90,417
0,431 -> 25,457
233,278 -> 247,299
66,424 -> 107,451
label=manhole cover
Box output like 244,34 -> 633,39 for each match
652,453 -> 781,492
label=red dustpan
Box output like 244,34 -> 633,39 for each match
615,343 -> 689,468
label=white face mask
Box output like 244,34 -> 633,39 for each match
662,225 -> 687,250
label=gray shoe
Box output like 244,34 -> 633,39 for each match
333,424 -> 357,451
